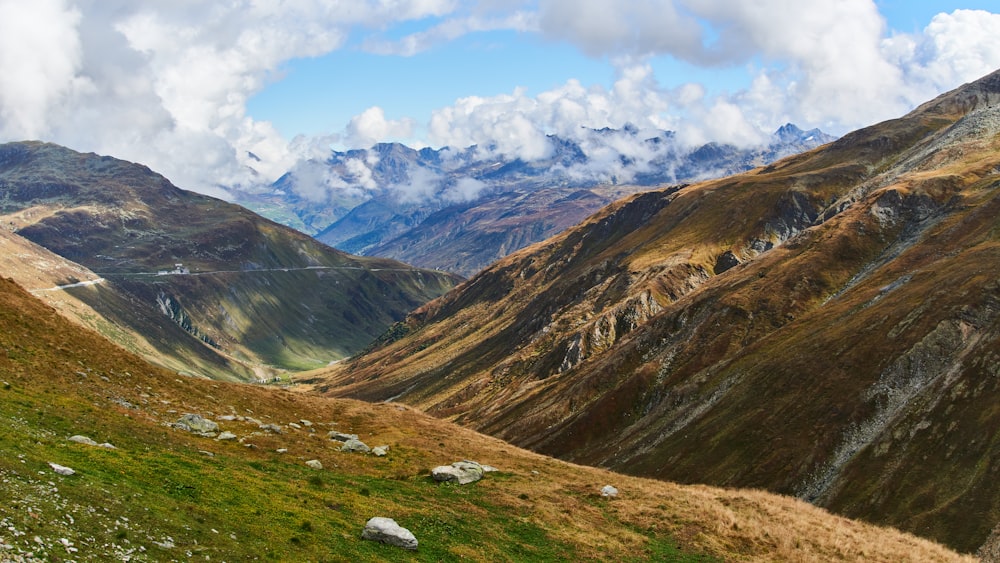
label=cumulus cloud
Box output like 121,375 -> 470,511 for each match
442,176 -> 488,202
346,107 -> 416,149
392,166 -> 443,203
0,0 -> 455,195
0,0 -> 89,139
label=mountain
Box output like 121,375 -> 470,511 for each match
308,69 -> 1000,553
239,125 -> 835,277
0,142 -> 460,380
0,275 -> 972,561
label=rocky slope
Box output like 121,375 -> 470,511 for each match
240,125 -> 834,276
311,69 -> 1000,552
0,142 -> 460,380
0,276 -> 973,561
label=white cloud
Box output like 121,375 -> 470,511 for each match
0,0 -> 457,195
442,176 -> 487,202
363,11 -> 538,56
392,166 -> 442,203
346,107 -> 416,149
0,0 -> 998,205
0,0 -> 89,139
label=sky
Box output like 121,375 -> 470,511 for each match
0,1 -> 998,198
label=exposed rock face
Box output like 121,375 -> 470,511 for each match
360,517 -> 418,550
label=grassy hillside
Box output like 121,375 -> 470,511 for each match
0,276 -> 973,561
0,142 -> 460,379
309,69 -> 1000,552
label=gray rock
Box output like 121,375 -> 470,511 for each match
340,438 -> 371,453
259,423 -> 283,434
299,419 -> 313,427
372,445 -> 389,457
361,517 -> 417,550
49,462 -> 75,476
216,431 -> 238,441
305,459 -> 323,470
68,435 -> 98,446
174,414 -> 219,436
432,461 -> 485,485
327,431 -> 358,442
601,485 -> 619,498
288,422 -> 302,430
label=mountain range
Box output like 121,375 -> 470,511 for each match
307,69 -> 1000,553
0,142 -> 460,380
238,124 -> 835,276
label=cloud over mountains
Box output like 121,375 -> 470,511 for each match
0,0 -> 997,197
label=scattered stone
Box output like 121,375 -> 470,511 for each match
601,485 -> 619,498
259,423 -> 283,434
215,431 -> 238,441
217,415 -> 238,422
341,438 -> 371,453
305,459 -> 323,470
482,464 -> 498,473
173,414 -> 219,436
372,445 -> 389,457
361,517 -> 418,551
328,431 -> 358,442
276,448 -> 288,454
198,450 -> 215,457
299,419 -> 313,427
48,462 -> 75,476
432,461 -> 486,485
288,422 -> 301,429
68,435 -> 98,446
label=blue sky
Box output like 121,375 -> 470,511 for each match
0,1 -> 998,195
247,0 -> 1000,144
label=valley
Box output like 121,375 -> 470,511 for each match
306,69 -> 1000,554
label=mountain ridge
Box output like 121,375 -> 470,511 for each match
239,124 -> 835,276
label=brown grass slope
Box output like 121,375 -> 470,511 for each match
0,142 -> 460,379
0,276 -> 974,561
311,69 -> 1000,552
